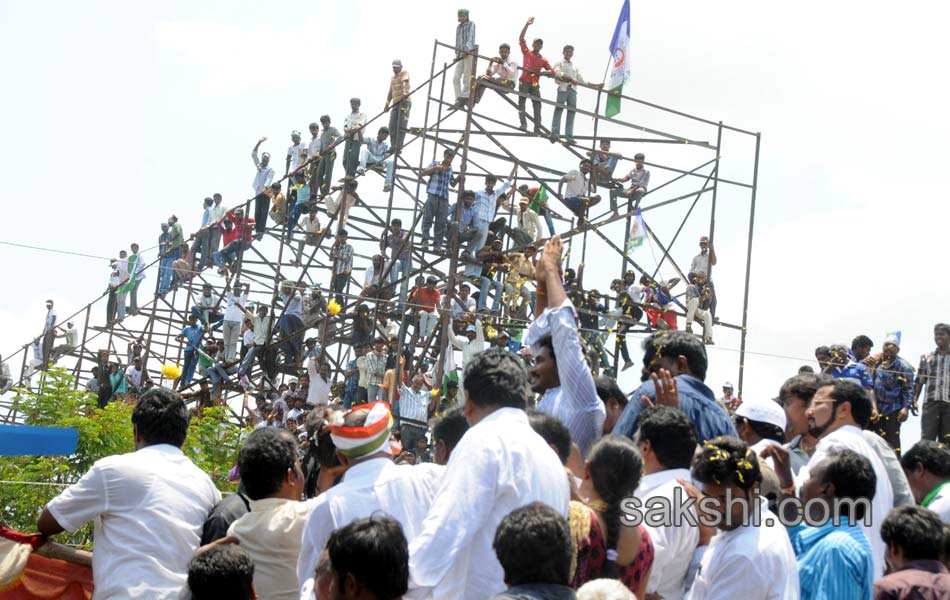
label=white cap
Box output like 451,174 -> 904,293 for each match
735,400 -> 786,431
722,381 -> 734,389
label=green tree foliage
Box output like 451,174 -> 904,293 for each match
0,368 -> 245,549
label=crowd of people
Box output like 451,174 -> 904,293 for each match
12,9 -> 950,600
31,233 -> 950,600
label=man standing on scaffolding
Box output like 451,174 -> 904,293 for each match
453,9 -> 476,109
385,60 -> 411,151
517,17 -> 555,133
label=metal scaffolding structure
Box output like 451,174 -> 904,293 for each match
0,38 -> 761,424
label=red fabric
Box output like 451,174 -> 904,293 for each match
518,38 -> 553,84
0,526 -> 44,550
571,507 -> 654,593
411,287 -> 441,312
2,552 -> 93,599
220,221 -> 239,246
646,308 -> 678,330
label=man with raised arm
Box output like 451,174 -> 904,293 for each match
524,235 -> 605,457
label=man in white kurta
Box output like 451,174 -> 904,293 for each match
408,347 -> 570,599
297,401 -> 442,596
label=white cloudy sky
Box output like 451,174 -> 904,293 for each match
2,0 -> 948,445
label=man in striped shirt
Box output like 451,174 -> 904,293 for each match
420,149 -> 458,251
453,9 -> 476,108
524,235 -> 605,458
917,323 -> 950,443
398,374 -> 430,453
385,59 -> 411,151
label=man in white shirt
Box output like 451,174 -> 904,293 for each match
343,97 -> 367,176
50,321 -> 79,364
551,44 -> 603,141
38,388 -> 221,598
475,42 -> 518,103
772,378 -> 895,577
297,401 -> 442,597
525,235 -> 605,458
734,399 -> 787,470
0,354 -> 12,394
505,196 -> 543,246
633,406 -> 701,600
222,282 -> 248,362
687,437 -> 800,600
228,427 -> 315,600
449,283 -> 477,319
294,207 -> 323,267
408,347 -> 570,599
285,130 -> 306,177
901,440 -> 950,522
450,318 -> 485,392
557,160 -> 600,219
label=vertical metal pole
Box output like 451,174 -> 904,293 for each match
433,47 -> 479,388
73,304 -> 92,388
705,122 -> 723,282
736,133 -> 761,398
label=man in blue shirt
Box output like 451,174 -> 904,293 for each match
613,330 -> 735,443
787,447 -> 875,600
472,174 -> 512,254
826,342 -> 878,418
175,314 -> 204,389
871,333 -> 916,457
420,149 -> 458,251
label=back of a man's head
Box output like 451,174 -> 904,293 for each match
237,427 -> 298,501
641,330 -> 708,380
881,505 -> 946,562
527,411 -> 572,466
638,406 -> 697,470
778,373 -> 823,405
493,502 -> 573,588
463,348 -> 528,411
594,375 -> 628,410
187,544 -> 254,600
901,440 -> 950,477
432,408 -> 469,453
132,387 -> 189,447
327,514 -> 409,599
820,448 -> 876,521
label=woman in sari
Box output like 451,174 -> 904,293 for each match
570,435 -> 653,598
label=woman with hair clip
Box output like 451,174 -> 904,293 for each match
570,435 -> 654,597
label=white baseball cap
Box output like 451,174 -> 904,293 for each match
735,399 -> 786,431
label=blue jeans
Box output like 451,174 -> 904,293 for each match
207,362 -> 230,396
343,387 -> 357,409
538,206 -> 556,236
181,348 -> 199,385
286,202 -> 307,236
190,306 -> 223,331
551,87 -> 578,138
158,249 -> 178,294
479,275 -> 504,312
389,257 -> 411,307
213,240 -> 249,269
563,196 -> 589,217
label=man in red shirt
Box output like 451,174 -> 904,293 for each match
410,275 -> 442,340
213,207 -> 255,276
518,17 -> 554,133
